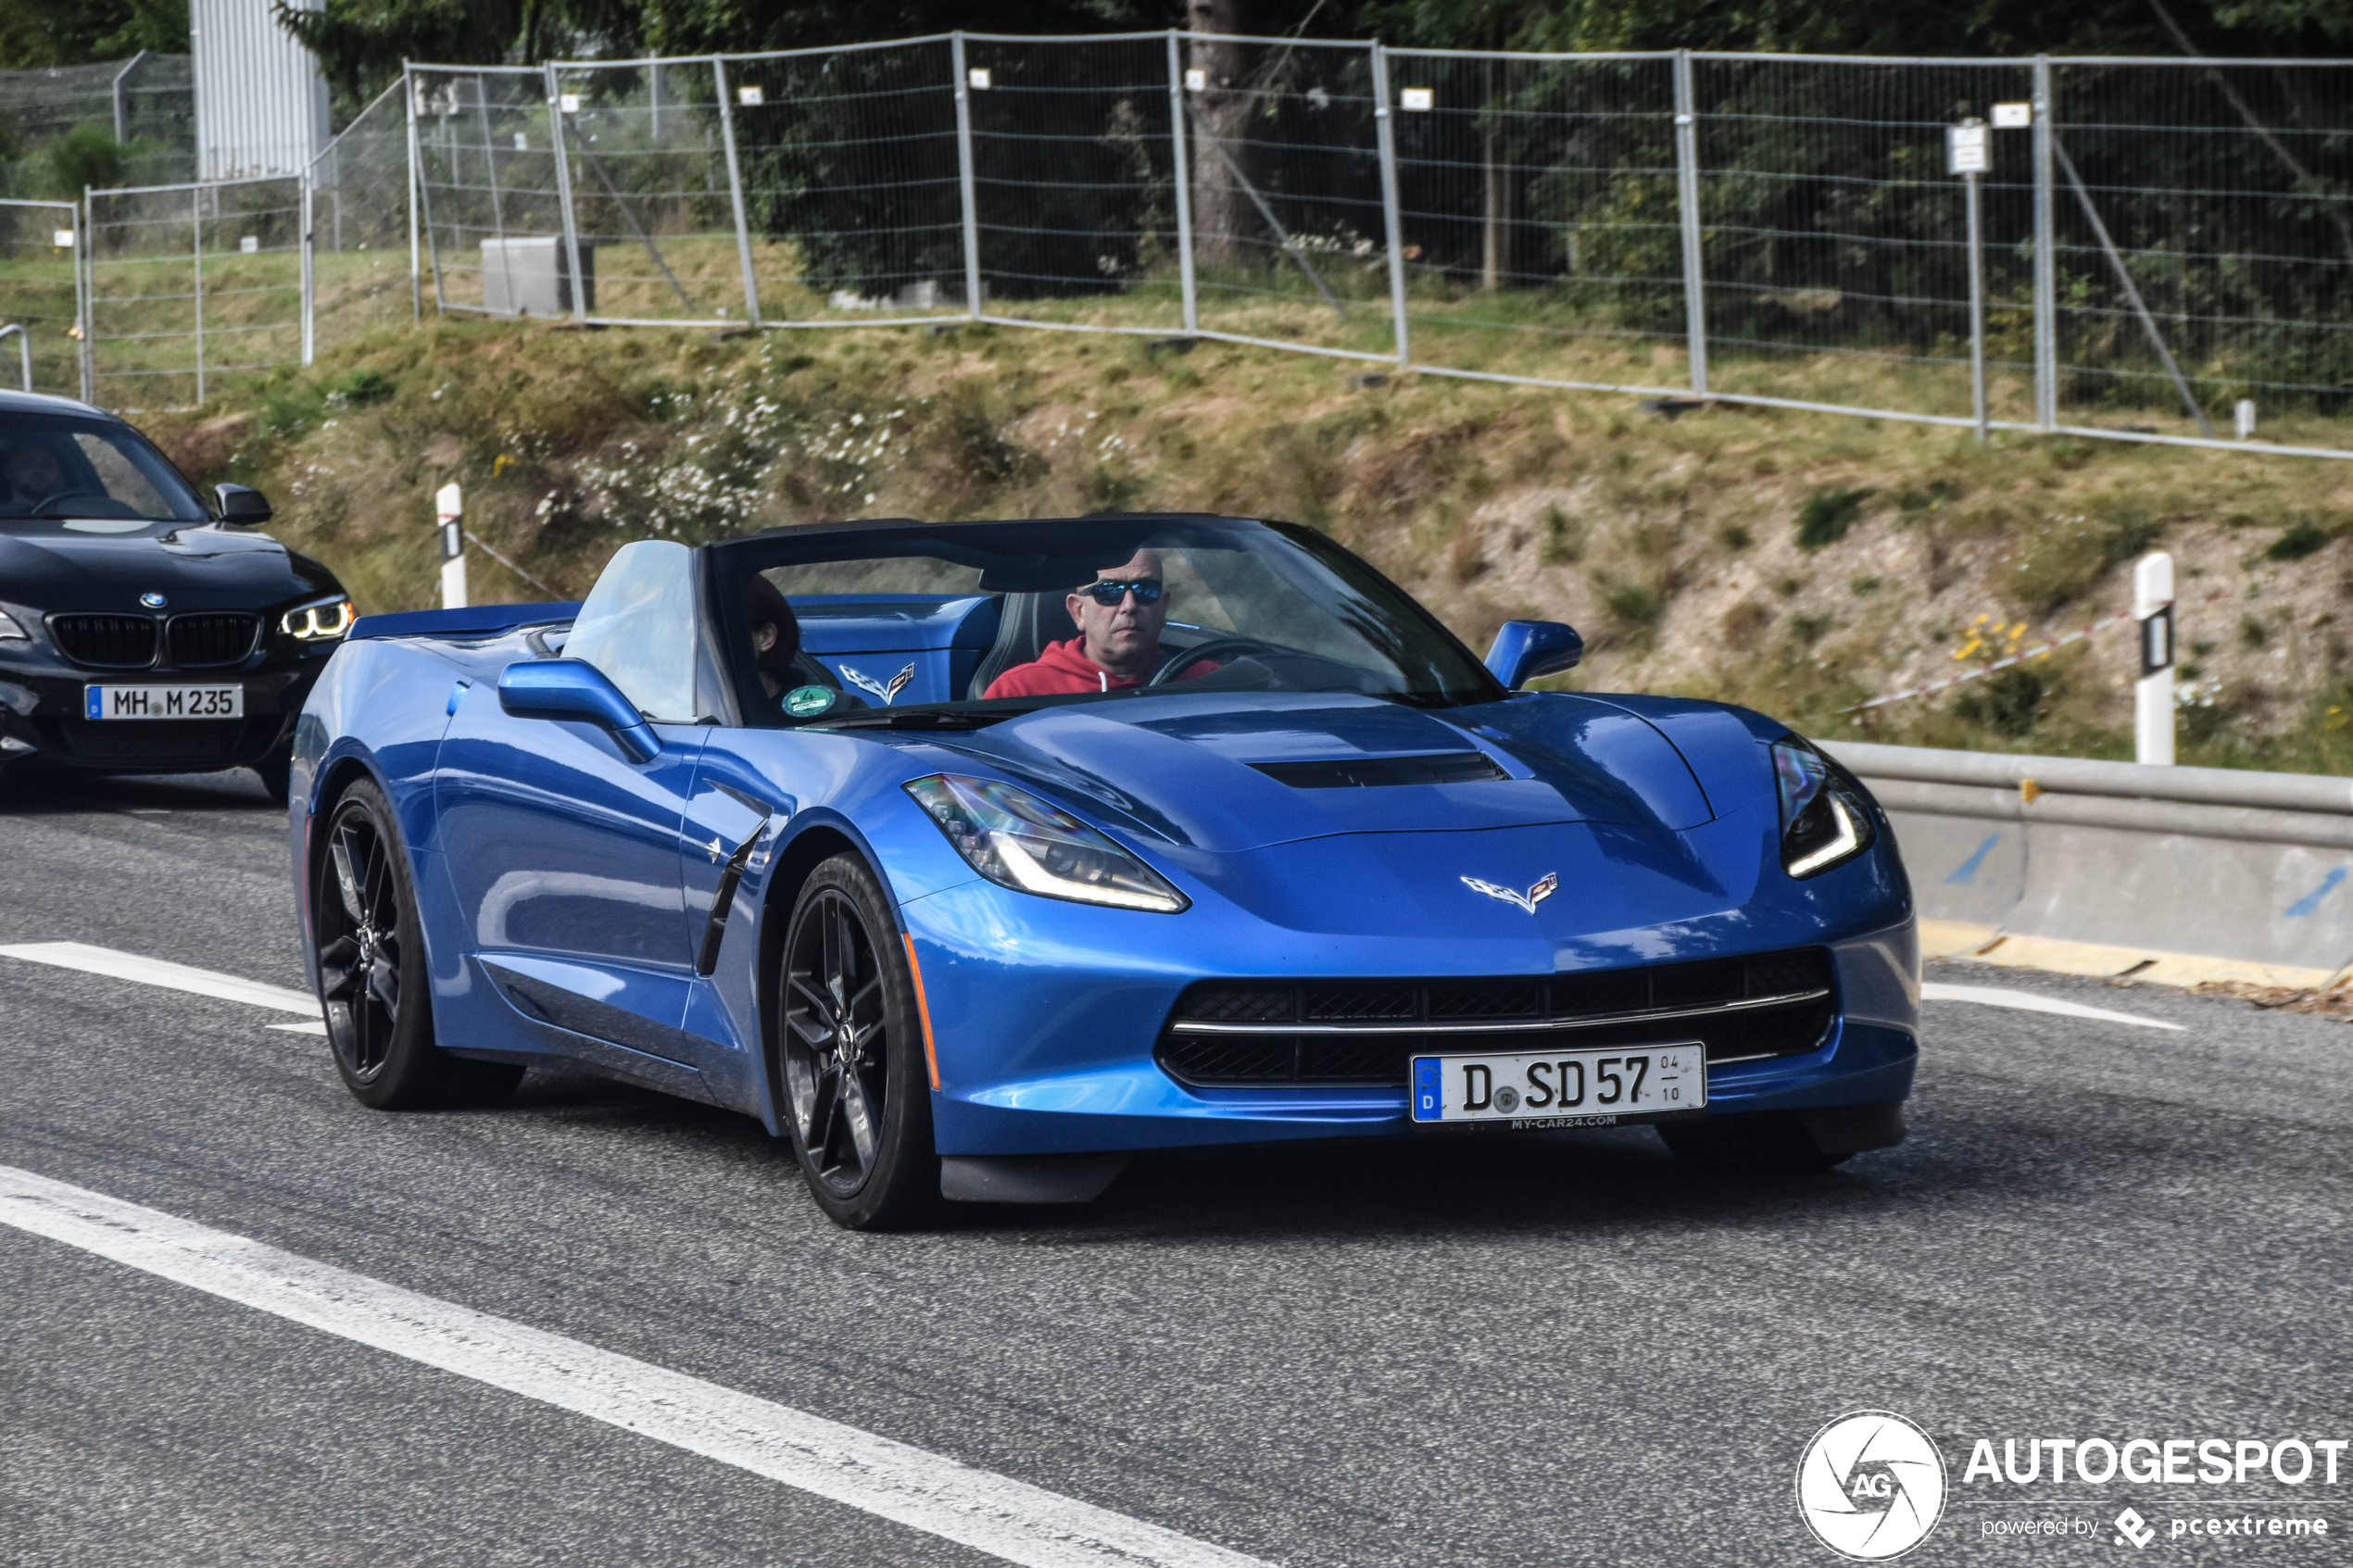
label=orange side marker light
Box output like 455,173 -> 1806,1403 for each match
901,932 -> 941,1090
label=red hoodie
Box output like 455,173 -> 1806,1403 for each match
984,636 -> 1217,699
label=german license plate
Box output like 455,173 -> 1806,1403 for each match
1411,1043 -> 1707,1127
83,684 -> 244,721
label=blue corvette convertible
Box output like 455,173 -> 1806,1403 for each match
288,513 -> 1917,1227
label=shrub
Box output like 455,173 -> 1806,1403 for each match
1795,485 -> 1871,550
1955,666 -> 2051,738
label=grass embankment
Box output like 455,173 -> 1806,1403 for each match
136,305 -> 2353,771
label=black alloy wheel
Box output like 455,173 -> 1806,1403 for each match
313,779 -> 521,1110
777,854 -> 937,1229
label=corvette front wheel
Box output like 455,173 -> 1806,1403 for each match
777,854 -> 937,1230
314,780 -> 521,1110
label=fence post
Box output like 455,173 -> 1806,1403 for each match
1672,51 -> 1707,396
1165,31 -> 1198,335
192,185 -> 205,407
950,33 -> 985,321
76,196 -> 94,403
1370,44 -> 1411,369
545,62 -> 589,324
711,56 -> 762,328
300,168 -> 316,366
2032,56 -> 2057,432
404,63 -> 423,320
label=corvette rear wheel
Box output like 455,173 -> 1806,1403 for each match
314,780 -> 521,1110
777,854 -> 937,1230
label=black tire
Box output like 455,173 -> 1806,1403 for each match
314,779 -> 522,1110
776,853 -> 937,1230
1655,1111 -> 1852,1175
253,746 -> 292,806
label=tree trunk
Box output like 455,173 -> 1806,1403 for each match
1186,0 -> 1258,271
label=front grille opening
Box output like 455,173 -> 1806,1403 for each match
50,614 -> 157,669
1157,948 -> 1837,1088
167,612 -> 261,667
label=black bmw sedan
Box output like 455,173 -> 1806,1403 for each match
0,389 -> 351,802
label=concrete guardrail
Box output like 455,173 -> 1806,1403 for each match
1824,741 -> 2353,987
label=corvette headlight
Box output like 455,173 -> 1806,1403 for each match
1771,736 -> 1876,879
905,773 -> 1189,913
280,596 -> 354,642
0,609 -> 26,641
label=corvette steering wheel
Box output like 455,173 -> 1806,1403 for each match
1148,635 -> 1279,685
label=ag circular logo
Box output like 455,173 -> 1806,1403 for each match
1795,1410 -> 1946,1561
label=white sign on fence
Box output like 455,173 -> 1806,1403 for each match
1947,119 -> 1991,175
737,85 -> 763,107
1399,87 -> 1434,111
1992,102 -> 2033,128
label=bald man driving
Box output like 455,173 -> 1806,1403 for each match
984,548 -> 1219,698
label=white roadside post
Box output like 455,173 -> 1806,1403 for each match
1947,117 -> 1991,445
435,483 -> 468,609
2134,550 -> 2175,766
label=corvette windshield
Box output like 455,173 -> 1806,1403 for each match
714,516 -> 1502,722
0,413 -> 208,533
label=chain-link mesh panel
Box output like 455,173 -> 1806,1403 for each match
308,80 -> 414,352
2050,61 -> 2353,441
726,40 -> 965,323
0,201 -> 83,395
89,177 -> 301,409
0,55 -> 195,188
413,67 -> 569,318
1180,34 -> 1390,356
1385,52 -> 1682,388
1692,56 -> 2036,422
963,34 -> 1183,331
555,59 -> 747,326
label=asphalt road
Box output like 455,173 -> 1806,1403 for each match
3,766 -> 2347,1567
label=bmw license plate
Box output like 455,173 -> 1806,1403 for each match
83,684 -> 244,721
1410,1043 -> 1707,1127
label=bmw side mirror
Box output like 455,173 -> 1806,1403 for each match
497,659 -> 661,762
216,483 -> 272,525
1486,621 -> 1584,690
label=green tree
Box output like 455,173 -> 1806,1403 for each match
0,0 -> 187,69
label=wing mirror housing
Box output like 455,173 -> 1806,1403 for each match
1485,621 -> 1584,690
497,659 -> 661,762
215,483 -> 273,525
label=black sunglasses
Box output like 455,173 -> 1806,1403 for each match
1076,578 -> 1164,606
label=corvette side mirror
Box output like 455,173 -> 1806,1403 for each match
497,659 -> 661,762
1485,621 -> 1584,690
216,483 -> 272,525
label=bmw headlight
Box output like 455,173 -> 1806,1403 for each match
1771,735 -> 1876,879
0,609 -> 26,641
905,773 -> 1189,913
280,596 -> 354,642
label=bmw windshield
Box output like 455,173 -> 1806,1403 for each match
0,413 -> 209,534
711,515 -> 1504,726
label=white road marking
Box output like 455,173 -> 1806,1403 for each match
268,1021 -> 330,1035
0,1166 -> 1270,1568
0,942 -> 316,1014
1920,982 -> 2184,1032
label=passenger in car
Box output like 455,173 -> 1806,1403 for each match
984,548 -> 1220,697
747,573 -> 805,699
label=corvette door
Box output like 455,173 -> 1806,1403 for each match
436,542 -> 714,1098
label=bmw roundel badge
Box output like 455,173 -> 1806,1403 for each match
139,592 -> 167,608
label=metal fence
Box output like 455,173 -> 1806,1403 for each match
0,200 -> 87,395
19,33 -> 2353,459
0,54 -> 196,194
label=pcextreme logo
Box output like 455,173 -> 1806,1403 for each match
1798,1410 -> 1950,1561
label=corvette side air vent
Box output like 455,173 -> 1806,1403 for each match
1250,752 -> 1507,789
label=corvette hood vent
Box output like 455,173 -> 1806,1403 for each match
1251,752 -> 1506,789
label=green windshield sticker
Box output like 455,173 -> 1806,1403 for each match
786,684 -> 837,718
